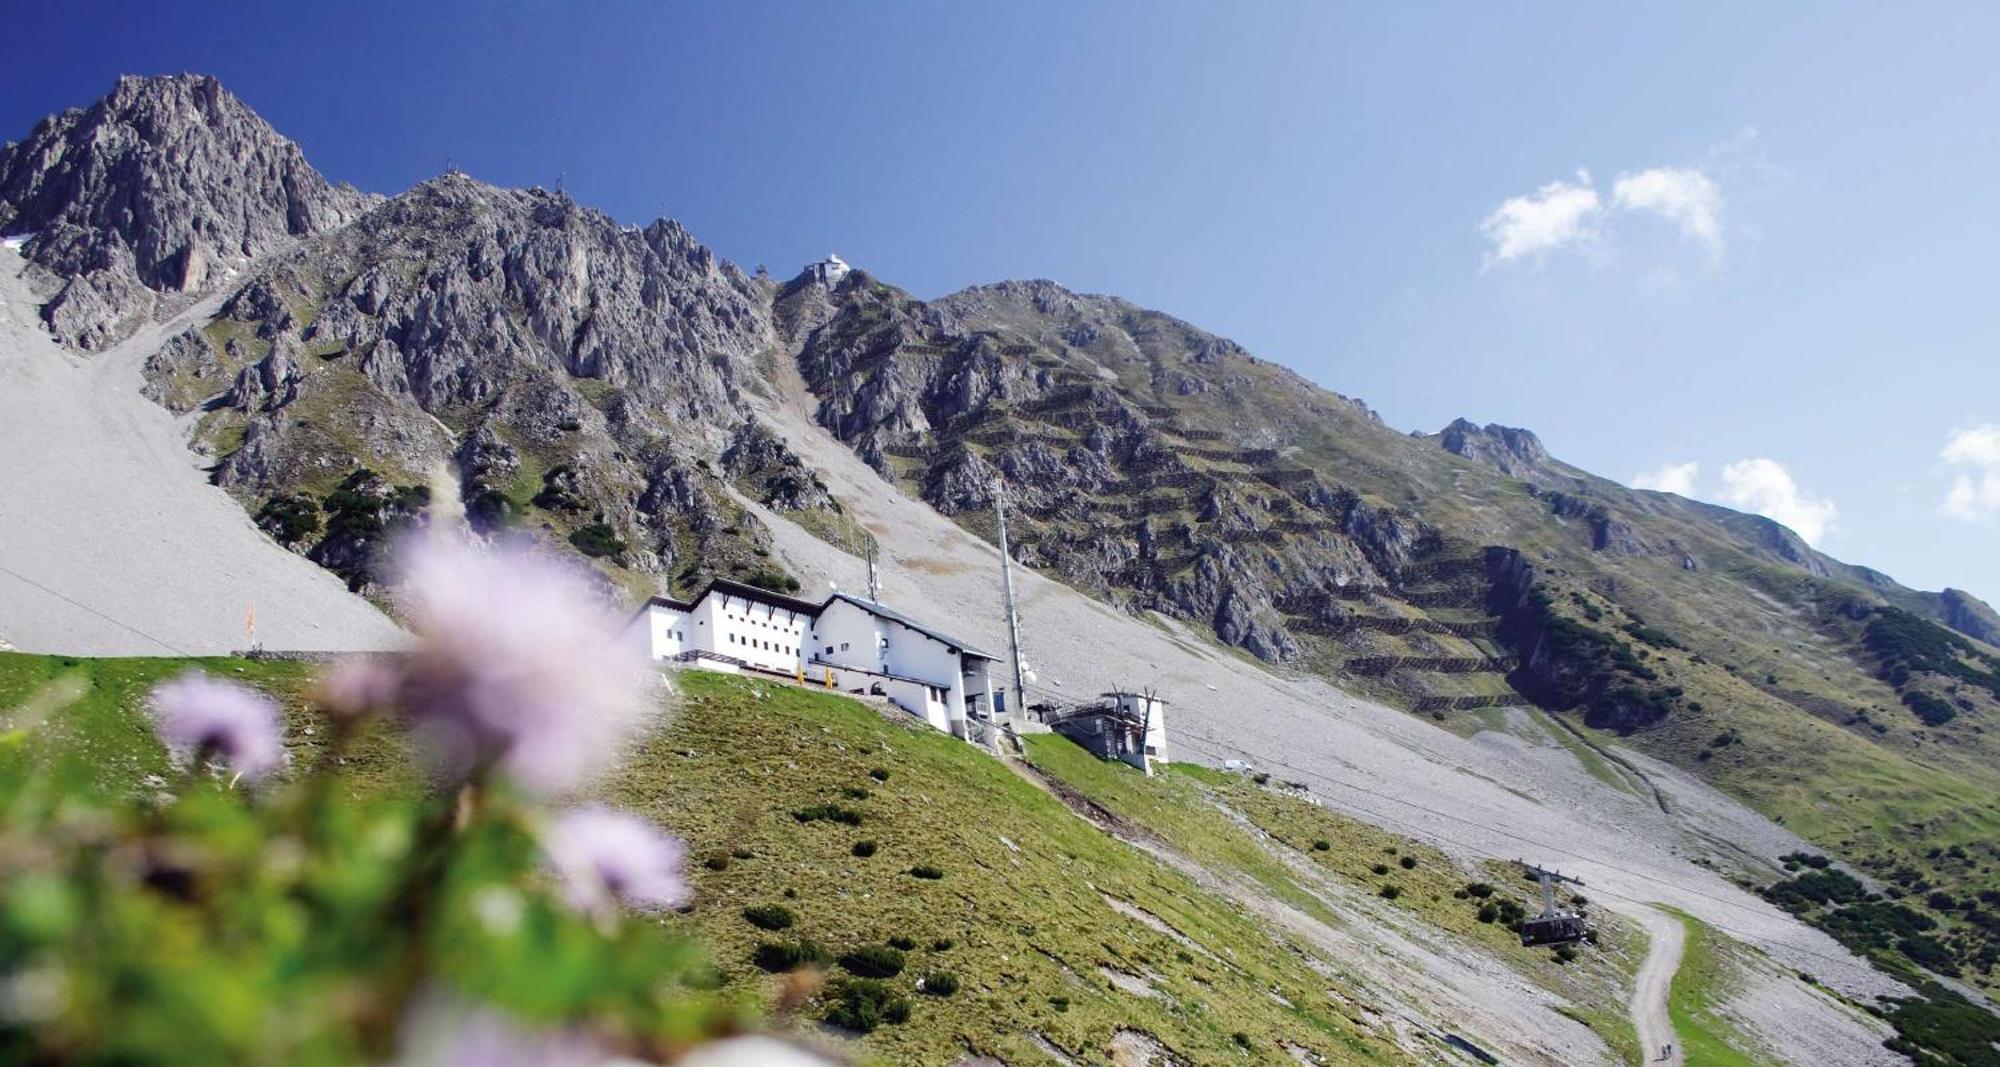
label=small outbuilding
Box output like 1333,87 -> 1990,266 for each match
1037,690 -> 1170,775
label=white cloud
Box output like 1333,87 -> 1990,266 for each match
1482,164 -> 1726,266
1939,423 -> 2000,522
1612,167 -> 1724,252
1631,461 -> 1699,497
1717,458 -> 1838,546
1480,170 -> 1602,265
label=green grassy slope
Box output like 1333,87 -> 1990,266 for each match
0,653 -> 318,794
1661,912 -> 1764,1067
607,670 -> 1412,1064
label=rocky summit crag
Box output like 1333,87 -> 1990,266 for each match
8,74 -> 2000,994
0,74 -> 371,350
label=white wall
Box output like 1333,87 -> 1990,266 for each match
635,603 -> 690,660
1108,693 -> 1171,766
883,621 -> 967,728
705,591 -> 811,675
811,599 -> 887,675
810,599 -> 987,732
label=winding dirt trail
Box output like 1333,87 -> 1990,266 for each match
1623,905 -> 1686,1067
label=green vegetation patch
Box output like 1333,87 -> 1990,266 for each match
618,671 -> 1395,1064
1662,912 -> 1766,1067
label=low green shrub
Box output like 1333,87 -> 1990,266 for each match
751,939 -> 831,973
568,522 -> 627,559
255,493 -> 322,544
744,568 -> 802,594
822,978 -> 909,1032
741,905 -> 795,931
837,943 -> 906,978
792,803 -> 864,826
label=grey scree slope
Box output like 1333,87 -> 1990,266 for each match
0,245 -> 404,655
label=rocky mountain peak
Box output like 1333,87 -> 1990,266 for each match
1940,587 -> 2000,647
1435,418 -> 1552,479
0,73 -> 370,348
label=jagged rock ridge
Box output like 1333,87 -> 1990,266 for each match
0,74 -> 371,349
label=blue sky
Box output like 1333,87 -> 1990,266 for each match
7,2 -> 1997,602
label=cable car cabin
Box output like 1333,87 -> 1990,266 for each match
1518,913 -> 1589,947
1517,862 -> 1590,947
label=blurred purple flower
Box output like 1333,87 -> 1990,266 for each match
390,532 -> 652,795
544,805 -> 688,916
394,992 -> 620,1067
149,671 -> 284,783
314,656 -> 402,719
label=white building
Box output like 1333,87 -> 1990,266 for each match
805,253 -> 850,286
631,580 -> 1001,740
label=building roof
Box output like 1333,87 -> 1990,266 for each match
626,593 -> 696,624
826,593 -> 1000,660
1103,690 -> 1171,705
629,581 -> 995,660
703,578 -> 824,617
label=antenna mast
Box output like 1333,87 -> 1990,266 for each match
994,478 -> 1027,722
865,533 -> 881,602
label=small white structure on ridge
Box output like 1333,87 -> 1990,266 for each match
805,253 -> 850,286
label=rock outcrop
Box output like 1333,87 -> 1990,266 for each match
0,74 -> 370,348
1939,587 -> 2000,647
1435,418 -> 1551,480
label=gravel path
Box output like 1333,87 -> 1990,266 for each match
1621,905 -> 1686,1067
0,249 -> 406,655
